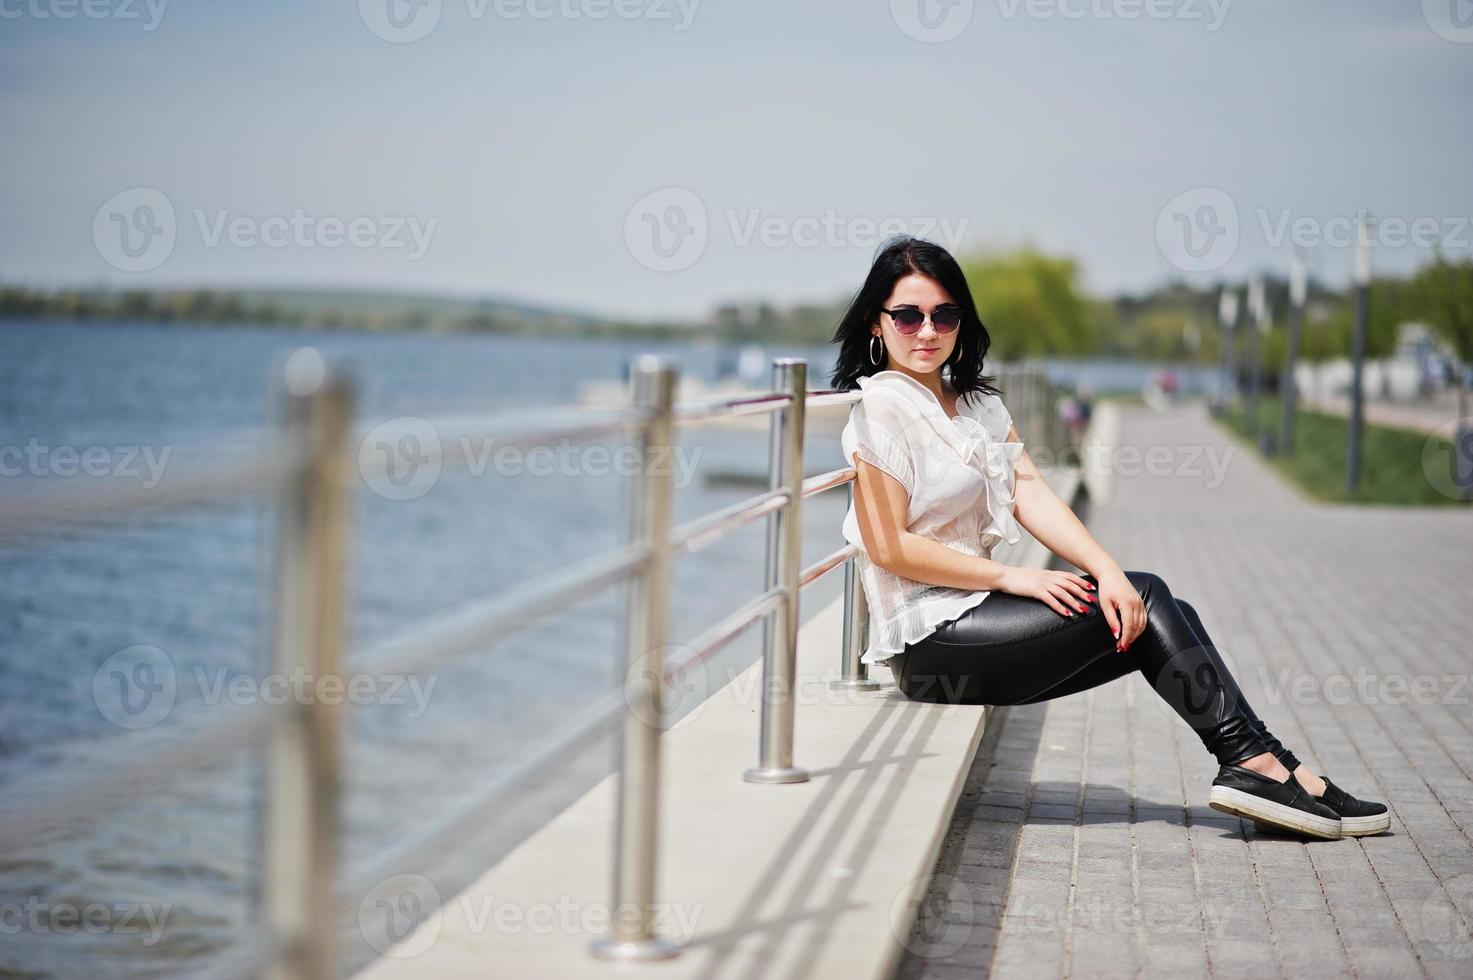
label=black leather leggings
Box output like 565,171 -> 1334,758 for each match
891,570 -> 1301,771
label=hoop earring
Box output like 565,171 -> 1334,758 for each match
868,334 -> 883,366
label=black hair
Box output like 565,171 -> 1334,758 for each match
828,235 -> 1000,398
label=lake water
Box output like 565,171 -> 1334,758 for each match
0,320 -> 1210,977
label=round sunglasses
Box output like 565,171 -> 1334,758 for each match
881,306 -> 962,335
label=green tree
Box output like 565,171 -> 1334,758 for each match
1412,254 -> 1473,422
961,249 -> 1094,359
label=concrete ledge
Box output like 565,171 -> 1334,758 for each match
357,467 -> 1083,980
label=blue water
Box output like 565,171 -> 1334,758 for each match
0,320 -> 1204,977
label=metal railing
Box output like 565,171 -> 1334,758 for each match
0,352 -> 1069,977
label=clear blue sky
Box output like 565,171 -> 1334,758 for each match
3,0 -> 1470,320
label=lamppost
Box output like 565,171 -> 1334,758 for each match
1216,286 -> 1239,415
1245,276 -> 1268,439
1281,250 -> 1307,455
1346,213 -> 1373,494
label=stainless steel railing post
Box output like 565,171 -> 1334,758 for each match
744,358 -> 811,784
263,362 -> 353,980
830,479 -> 880,693
590,355 -> 681,961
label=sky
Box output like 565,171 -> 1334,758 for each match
2,0 -> 1471,321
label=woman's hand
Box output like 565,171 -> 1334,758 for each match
995,566 -> 1097,619
1095,569 -> 1146,652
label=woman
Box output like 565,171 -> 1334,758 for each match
830,236 -> 1388,841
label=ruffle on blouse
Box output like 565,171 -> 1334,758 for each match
855,371 -> 1025,548
847,371 -> 1028,666
954,417 -> 1026,547
861,587 -> 993,666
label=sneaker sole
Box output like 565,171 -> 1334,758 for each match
1209,785 -> 1342,839
1256,813 -> 1389,837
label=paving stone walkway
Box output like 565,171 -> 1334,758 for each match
896,399 -> 1473,979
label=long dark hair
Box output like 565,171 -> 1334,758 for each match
828,235 -> 1000,398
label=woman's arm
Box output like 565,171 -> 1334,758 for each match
1007,424 -> 1146,648
850,454 -> 1008,592
850,451 -> 1094,619
1009,423 -> 1117,578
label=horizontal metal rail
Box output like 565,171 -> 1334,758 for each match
0,346 -> 1071,978
660,585 -> 787,683
357,540 -> 651,679
0,438 -> 306,538
669,487 -> 788,557
800,543 -> 860,589
338,682 -> 630,907
0,697 -> 283,850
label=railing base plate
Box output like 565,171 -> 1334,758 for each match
588,935 -> 682,960
828,678 -> 884,692
742,766 -> 810,784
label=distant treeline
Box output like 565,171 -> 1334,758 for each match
5,252 -> 1470,368
0,285 -> 701,340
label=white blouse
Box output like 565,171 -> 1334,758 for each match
839,369 -> 1026,666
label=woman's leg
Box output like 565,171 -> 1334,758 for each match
1172,597 -> 1301,773
894,569 -> 1279,768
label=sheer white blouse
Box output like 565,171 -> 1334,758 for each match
839,369 -> 1026,666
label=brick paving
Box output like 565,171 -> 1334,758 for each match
896,399 -> 1473,979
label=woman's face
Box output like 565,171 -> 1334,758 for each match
872,272 -> 960,378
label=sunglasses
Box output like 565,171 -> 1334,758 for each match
881,306 -> 962,335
